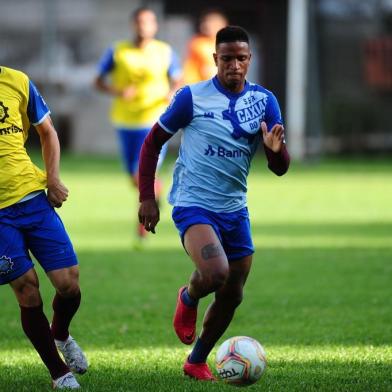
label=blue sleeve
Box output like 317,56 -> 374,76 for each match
167,49 -> 182,80
27,81 -> 50,125
97,47 -> 115,76
158,86 -> 193,134
264,92 -> 283,131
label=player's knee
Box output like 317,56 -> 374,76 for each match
56,282 -> 80,298
15,282 -> 42,307
218,290 -> 243,310
54,267 -> 80,297
229,291 -> 243,308
55,274 -> 80,297
207,267 -> 229,290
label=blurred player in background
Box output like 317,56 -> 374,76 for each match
94,7 -> 182,243
0,66 -> 87,389
183,9 -> 228,84
138,26 -> 290,381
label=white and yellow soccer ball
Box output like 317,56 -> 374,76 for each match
215,336 -> 267,386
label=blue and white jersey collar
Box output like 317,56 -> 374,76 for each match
212,76 -> 250,99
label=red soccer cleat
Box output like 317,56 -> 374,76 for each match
173,286 -> 197,345
183,359 -> 216,381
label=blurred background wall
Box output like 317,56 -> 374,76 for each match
1,0 -> 391,158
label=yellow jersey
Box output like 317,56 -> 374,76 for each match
97,39 -> 181,128
0,66 -> 48,209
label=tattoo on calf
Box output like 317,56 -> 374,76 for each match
201,243 -> 222,260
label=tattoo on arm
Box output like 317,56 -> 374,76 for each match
201,243 -> 223,260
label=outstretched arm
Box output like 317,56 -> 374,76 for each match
138,123 -> 172,233
261,121 -> 290,176
35,116 -> 69,208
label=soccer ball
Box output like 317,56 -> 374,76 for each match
215,336 -> 267,386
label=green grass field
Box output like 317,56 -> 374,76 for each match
1,154 -> 391,391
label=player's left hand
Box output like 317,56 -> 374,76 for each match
138,199 -> 160,234
261,122 -> 285,153
47,179 -> 69,208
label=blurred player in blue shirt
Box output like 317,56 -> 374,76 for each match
138,26 -> 290,380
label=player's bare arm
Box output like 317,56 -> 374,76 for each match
261,121 -> 285,153
35,116 -> 68,208
94,75 -> 136,99
94,75 -> 117,96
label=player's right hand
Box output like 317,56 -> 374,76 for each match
47,179 -> 69,208
138,199 -> 160,234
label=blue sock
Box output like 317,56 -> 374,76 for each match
188,337 -> 214,364
181,287 -> 198,307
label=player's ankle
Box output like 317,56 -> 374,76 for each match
181,287 -> 198,307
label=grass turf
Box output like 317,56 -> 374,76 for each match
0,154 -> 391,391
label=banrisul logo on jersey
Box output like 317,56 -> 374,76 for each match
204,144 -> 248,158
0,101 -> 10,124
223,94 -> 267,144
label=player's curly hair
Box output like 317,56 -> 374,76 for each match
215,26 -> 249,48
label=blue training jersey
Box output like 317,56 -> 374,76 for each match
159,76 -> 283,213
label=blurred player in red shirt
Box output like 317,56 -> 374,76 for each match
183,9 -> 228,84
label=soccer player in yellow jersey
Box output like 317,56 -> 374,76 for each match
94,7 -> 182,241
0,66 -> 87,389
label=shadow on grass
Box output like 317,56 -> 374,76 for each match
1,242 -> 391,352
71,221 -> 392,248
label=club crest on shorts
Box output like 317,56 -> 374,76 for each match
0,255 -> 14,275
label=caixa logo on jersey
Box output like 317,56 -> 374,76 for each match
222,95 -> 267,144
0,256 -> 14,275
204,145 -> 248,158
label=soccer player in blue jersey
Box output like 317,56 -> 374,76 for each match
0,66 -> 87,389
94,7 -> 182,242
138,26 -> 290,380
